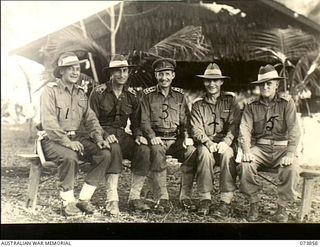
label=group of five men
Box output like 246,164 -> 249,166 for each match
40,52 -> 300,222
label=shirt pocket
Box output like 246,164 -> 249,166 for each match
77,99 -> 87,119
168,104 -> 180,127
219,111 -> 230,132
121,102 -> 133,116
150,102 -> 162,124
273,116 -> 286,134
253,116 -> 265,135
56,101 -> 68,123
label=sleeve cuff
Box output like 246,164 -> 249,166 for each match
222,137 -> 233,146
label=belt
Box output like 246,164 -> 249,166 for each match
154,131 -> 177,138
256,139 -> 288,146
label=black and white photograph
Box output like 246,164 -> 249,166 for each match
1,0 -> 320,239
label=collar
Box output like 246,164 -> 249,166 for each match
203,92 -> 227,104
258,93 -> 281,106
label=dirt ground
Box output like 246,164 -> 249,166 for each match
1,122 -> 320,223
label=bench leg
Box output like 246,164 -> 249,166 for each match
299,177 -> 315,222
25,160 -> 42,212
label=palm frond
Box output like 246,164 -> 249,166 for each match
291,49 -> 320,96
148,25 -> 210,61
248,28 -> 318,62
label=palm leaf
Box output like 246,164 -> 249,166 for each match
248,28 -> 318,62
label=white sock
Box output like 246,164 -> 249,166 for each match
220,192 -> 233,204
60,190 -> 76,205
79,183 -> 96,201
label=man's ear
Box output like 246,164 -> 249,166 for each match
172,71 -> 175,79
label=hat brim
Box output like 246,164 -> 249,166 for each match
53,59 -> 88,78
102,65 -> 136,73
196,75 -> 230,79
250,76 -> 286,84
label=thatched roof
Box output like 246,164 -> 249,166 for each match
10,0 -> 320,64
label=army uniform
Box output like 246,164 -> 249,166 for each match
41,79 -> 111,205
140,84 -> 197,202
238,93 -> 301,206
190,92 -> 241,203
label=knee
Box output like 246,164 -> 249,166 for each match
110,143 -> 121,154
61,151 -> 78,164
97,149 -> 112,161
137,144 -> 150,154
197,145 -> 211,160
150,144 -> 165,155
221,147 -> 234,159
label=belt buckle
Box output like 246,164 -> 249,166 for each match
270,140 -> 274,145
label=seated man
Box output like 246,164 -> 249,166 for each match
238,64 -> 301,222
140,58 -> 197,214
90,55 -> 151,215
40,52 -> 109,216
189,63 -> 241,216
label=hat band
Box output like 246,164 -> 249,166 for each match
257,70 -> 279,81
109,60 -> 129,68
204,68 -> 222,76
58,56 -> 80,66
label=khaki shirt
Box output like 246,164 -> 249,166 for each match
190,92 -> 241,146
140,85 -> 188,140
40,79 -> 104,146
90,81 -> 142,138
239,94 -> 301,154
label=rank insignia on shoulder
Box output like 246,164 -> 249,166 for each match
247,96 -> 259,105
95,84 -> 107,94
172,87 -> 184,94
128,87 -> 137,96
143,86 -> 156,94
47,82 -> 58,88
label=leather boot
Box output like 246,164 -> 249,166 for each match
61,202 -> 82,217
247,202 -> 259,222
76,200 -> 96,215
129,199 -> 151,212
105,201 -> 119,217
273,204 -> 289,223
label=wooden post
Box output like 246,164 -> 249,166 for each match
299,170 -> 320,222
17,154 -> 41,213
80,20 -> 99,84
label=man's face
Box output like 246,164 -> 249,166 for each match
203,79 -> 223,95
60,65 -> 81,84
155,70 -> 175,88
259,80 -> 279,98
111,67 -> 129,85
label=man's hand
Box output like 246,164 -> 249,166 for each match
183,138 -> 194,149
208,142 -> 218,153
95,84 -> 107,94
135,136 -> 148,145
217,141 -> 229,154
242,152 -> 255,162
97,140 -> 110,149
67,141 -> 84,154
150,137 -> 164,146
105,134 -> 119,144
279,153 -> 294,167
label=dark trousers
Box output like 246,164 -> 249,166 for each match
42,135 -> 114,192
103,127 -> 151,176
149,137 -> 197,172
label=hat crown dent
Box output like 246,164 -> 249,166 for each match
204,63 -> 222,75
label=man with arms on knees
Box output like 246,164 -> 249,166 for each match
90,55 -> 151,215
40,52 -> 109,216
189,63 -> 241,216
238,64 -> 301,222
140,58 -> 196,214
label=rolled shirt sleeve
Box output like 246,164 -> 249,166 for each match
238,104 -> 253,154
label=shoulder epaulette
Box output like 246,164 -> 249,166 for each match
143,86 -> 156,95
247,96 -> 259,105
223,91 -> 236,98
192,97 -> 203,104
127,87 -> 137,96
47,82 -> 57,88
172,87 -> 184,94
280,94 -> 292,101
95,84 -> 107,94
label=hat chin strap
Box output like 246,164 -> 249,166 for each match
258,70 -> 279,81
